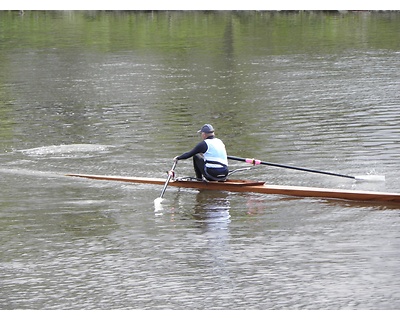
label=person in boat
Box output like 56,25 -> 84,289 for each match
174,124 -> 229,181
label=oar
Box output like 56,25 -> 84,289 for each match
154,160 -> 178,210
227,155 -> 385,181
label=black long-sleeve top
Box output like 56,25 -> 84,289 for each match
176,138 -> 212,160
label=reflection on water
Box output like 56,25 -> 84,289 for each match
1,11 -> 400,309
192,190 -> 231,231
192,191 -> 232,292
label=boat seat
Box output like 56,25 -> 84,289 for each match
203,173 -> 227,182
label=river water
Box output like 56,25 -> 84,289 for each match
1,11 -> 400,309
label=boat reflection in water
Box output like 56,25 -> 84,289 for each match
192,190 -> 233,286
192,190 -> 231,232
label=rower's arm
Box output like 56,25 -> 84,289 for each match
176,141 -> 207,160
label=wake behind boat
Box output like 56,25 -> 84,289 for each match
66,173 -> 400,204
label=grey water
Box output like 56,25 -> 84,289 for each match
1,11 -> 400,309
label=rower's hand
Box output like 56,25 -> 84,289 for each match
173,156 -> 179,162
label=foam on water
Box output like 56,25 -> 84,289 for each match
19,144 -> 111,157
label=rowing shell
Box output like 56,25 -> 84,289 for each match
66,173 -> 400,204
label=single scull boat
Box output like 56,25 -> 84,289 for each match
66,173 -> 400,204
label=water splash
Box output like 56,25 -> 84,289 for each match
18,144 -> 112,158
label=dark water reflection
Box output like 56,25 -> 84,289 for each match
1,11 -> 400,309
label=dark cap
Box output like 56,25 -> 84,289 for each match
197,124 -> 214,134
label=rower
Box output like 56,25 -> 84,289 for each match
174,124 -> 229,181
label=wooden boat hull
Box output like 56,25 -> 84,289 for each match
66,173 -> 400,204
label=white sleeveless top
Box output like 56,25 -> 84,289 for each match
204,138 -> 228,168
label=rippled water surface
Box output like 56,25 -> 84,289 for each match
1,11 -> 400,309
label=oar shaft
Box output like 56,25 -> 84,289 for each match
227,155 -> 356,180
159,160 -> 177,198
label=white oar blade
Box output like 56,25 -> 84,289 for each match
355,175 -> 385,182
154,197 -> 164,212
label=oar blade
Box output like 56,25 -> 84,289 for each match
354,175 -> 385,182
154,160 -> 177,213
154,197 -> 164,212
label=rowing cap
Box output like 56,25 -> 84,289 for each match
198,124 -> 214,134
